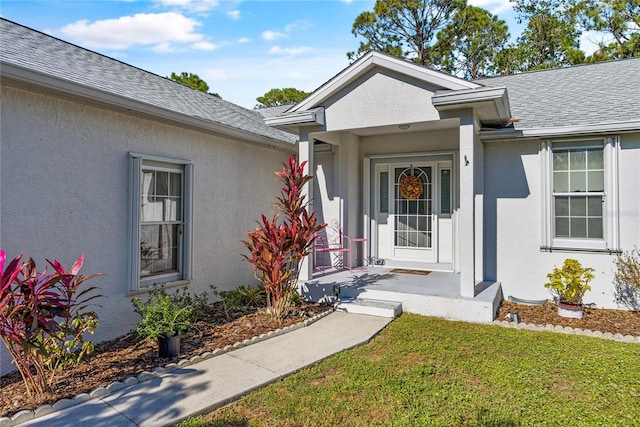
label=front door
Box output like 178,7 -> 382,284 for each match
391,165 -> 434,262
373,159 -> 454,266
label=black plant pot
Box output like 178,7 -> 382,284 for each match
158,333 -> 180,358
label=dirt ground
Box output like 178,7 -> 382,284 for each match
1,300 -> 639,418
497,301 -> 640,336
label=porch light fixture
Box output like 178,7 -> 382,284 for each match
398,124 -> 411,130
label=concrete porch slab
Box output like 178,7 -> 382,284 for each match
336,298 -> 402,318
301,267 -> 503,323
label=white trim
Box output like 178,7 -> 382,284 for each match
481,120 -> 640,141
290,51 -> 479,113
264,108 -> 324,127
128,153 -> 193,292
539,137 -> 620,253
363,157 -> 371,265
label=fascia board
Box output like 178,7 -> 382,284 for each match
432,86 -> 507,107
264,108 -> 325,127
0,62 -> 295,151
290,51 -> 479,113
480,120 -> 640,141
433,87 -> 510,124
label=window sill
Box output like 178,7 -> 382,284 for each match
127,279 -> 192,297
540,245 -> 621,255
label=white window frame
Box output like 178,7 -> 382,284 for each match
128,153 -> 193,292
540,136 -> 620,252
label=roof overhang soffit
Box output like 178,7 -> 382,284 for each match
263,107 -> 325,132
432,86 -> 511,127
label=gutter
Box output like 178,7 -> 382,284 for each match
0,62 -> 296,152
432,86 -> 511,126
481,120 -> 640,141
264,107 -> 325,128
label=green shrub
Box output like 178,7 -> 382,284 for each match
215,285 -> 266,319
613,246 -> 640,310
545,258 -> 594,305
132,285 -> 209,339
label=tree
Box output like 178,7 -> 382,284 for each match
433,6 -> 510,79
169,72 -> 221,98
347,0 -> 465,66
255,88 -> 310,108
510,0 -> 585,71
580,0 -> 640,60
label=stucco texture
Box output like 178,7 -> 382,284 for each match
323,69 -> 442,132
0,86 -> 288,375
483,135 -> 640,308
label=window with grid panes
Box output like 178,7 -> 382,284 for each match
552,145 -> 604,239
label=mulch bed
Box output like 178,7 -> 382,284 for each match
2,300 -> 639,419
0,302 -> 331,418
497,301 -> 640,336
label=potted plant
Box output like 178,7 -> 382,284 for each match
132,286 -> 193,358
544,258 -> 594,319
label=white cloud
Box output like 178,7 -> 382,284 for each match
59,12 -> 215,51
284,20 -> 311,33
580,31 -> 608,56
152,42 -> 175,53
226,10 -> 241,20
204,68 -> 228,81
261,30 -> 286,41
153,0 -> 219,13
269,45 -> 312,56
468,0 -> 513,15
237,37 -> 251,44
191,40 -> 219,51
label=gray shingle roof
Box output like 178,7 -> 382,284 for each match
475,58 -> 640,129
0,18 -> 296,145
254,105 -> 294,119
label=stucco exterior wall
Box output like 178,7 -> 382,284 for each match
483,134 -> 640,308
360,128 -> 459,156
323,69 -> 442,132
0,86 -> 288,375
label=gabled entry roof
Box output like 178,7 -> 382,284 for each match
289,51 -> 481,113
265,51 -> 511,130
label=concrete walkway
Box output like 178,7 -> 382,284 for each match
18,312 -> 393,427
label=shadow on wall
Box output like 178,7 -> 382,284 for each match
483,146 -> 532,281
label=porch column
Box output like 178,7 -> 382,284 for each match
458,111 -> 477,298
298,131 -> 314,281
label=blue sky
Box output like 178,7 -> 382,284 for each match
2,1 -> 525,108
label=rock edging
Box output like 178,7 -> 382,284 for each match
492,319 -> 640,343
0,309 -> 334,427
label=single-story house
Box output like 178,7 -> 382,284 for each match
1,17 -> 639,375
0,18 -> 295,375
266,51 -> 640,316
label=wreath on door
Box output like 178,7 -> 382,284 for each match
399,175 -> 423,200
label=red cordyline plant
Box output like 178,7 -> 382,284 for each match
242,156 -> 325,322
0,249 -> 102,396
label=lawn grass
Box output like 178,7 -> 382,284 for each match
180,314 -> 640,427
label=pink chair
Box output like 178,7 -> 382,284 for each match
314,220 -> 352,274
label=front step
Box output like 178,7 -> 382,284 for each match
336,298 -> 402,318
